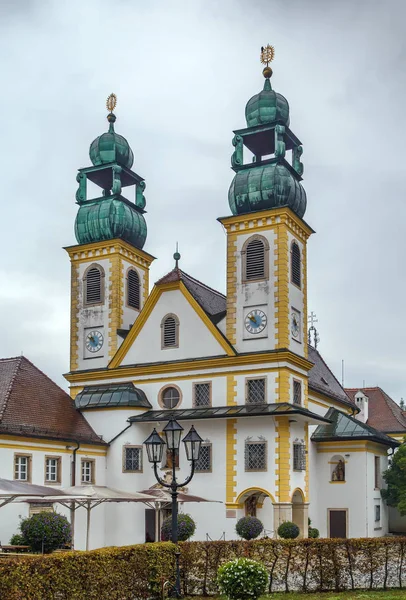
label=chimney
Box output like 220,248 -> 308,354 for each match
354,390 -> 369,423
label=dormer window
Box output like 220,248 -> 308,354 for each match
242,235 -> 269,282
127,269 -> 140,310
291,241 -> 301,288
161,314 -> 179,348
84,265 -> 104,306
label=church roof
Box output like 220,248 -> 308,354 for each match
311,407 -> 400,448
308,346 -> 354,408
156,268 -> 226,323
345,387 -> 406,434
0,356 -> 105,445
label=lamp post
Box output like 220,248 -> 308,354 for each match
144,419 -> 203,598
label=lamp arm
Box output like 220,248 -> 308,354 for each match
152,461 -> 172,489
177,460 -> 196,488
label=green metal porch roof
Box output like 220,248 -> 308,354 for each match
75,383 -> 152,410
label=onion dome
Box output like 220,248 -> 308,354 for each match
228,163 -> 306,219
245,76 -> 290,128
89,112 -> 134,169
75,197 -> 147,249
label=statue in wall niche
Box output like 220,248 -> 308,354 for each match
245,495 -> 258,517
332,459 -> 345,481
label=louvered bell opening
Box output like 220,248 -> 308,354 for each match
291,243 -> 301,288
127,269 -> 140,309
86,268 -> 102,304
246,240 -> 265,280
163,317 -> 177,347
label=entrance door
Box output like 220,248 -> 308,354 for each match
145,509 -> 155,543
329,510 -> 347,538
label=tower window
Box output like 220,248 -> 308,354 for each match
291,241 -> 301,288
245,239 -> 265,280
293,380 -> 302,405
293,442 -> 306,471
246,378 -> 266,404
127,269 -> 140,310
160,386 -> 181,409
193,382 -> 211,407
161,314 -> 179,348
84,265 -> 104,305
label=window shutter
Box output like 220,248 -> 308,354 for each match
163,316 -> 177,347
86,267 -> 102,304
127,269 -> 140,309
291,242 -> 301,288
245,239 -> 265,280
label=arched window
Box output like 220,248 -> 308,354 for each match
242,235 -> 269,282
161,314 -> 179,348
84,265 -> 104,305
291,241 -> 301,288
127,269 -> 140,310
160,386 -> 181,409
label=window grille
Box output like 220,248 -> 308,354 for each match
245,239 -> 265,280
127,269 -> 140,310
85,267 -> 102,304
293,380 -> 302,405
81,460 -> 94,484
195,444 -> 212,472
291,242 -> 301,288
162,387 -> 180,409
14,455 -> 29,481
163,316 -> 178,347
45,457 -> 60,482
375,504 -> 381,522
124,447 -> 142,472
245,442 -> 267,471
246,379 -> 266,404
194,383 -> 211,407
293,443 -> 306,471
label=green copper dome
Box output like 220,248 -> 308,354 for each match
89,114 -> 134,169
75,197 -> 147,248
245,78 -> 290,128
228,163 -> 306,218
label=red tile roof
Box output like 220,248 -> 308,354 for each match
0,356 -> 106,445
345,387 -> 406,434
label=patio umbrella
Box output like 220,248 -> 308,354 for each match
38,485 -> 158,550
0,478 -> 68,508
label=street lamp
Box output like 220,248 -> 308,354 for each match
144,418 -> 203,598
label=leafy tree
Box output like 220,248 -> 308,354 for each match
161,513 -> 196,542
277,521 -> 300,539
235,516 -> 263,540
19,511 -> 71,553
382,442 -> 406,514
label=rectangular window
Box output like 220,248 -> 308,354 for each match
81,459 -> 95,484
374,456 -> 380,489
193,382 -> 211,407
45,456 -> 61,483
14,455 -> 31,482
246,378 -> 266,405
195,444 -> 212,472
123,446 -> 143,473
245,441 -> 267,471
293,380 -> 302,405
293,443 -> 306,471
375,504 -> 381,523
29,502 -> 54,516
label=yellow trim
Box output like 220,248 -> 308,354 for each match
389,434 -> 406,441
308,392 -> 353,414
219,207 -> 314,239
275,416 -> 290,502
0,442 -> 106,456
226,232 -> 238,346
317,441 -> 389,456
275,224 -> 289,349
235,487 -> 276,505
70,262 -> 80,371
65,238 -> 155,266
79,406 -> 148,412
277,368 -> 290,403
108,253 -> 123,359
304,422 -> 309,502
291,487 -> 305,502
226,419 -> 237,504
69,386 -> 83,400
302,242 -> 308,359
66,350 -> 313,383
329,481 -> 346,484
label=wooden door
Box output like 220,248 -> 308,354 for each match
145,509 -> 155,543
329,510 -> 347,538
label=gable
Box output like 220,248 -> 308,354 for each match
118,285 -> 233,367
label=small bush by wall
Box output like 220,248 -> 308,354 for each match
235,516 -> 263,540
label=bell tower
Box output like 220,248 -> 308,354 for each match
66,94 -> 155,373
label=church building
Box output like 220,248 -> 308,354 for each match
0,48 -> 404,548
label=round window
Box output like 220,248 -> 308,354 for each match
162,387 -> 180,409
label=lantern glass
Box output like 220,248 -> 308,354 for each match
143,428 -> 165,464
182,425 -> 203,462
163,419 -> 184,451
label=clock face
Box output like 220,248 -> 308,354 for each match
245,309 -> 268,334
291,312 -> 300,338
85,330 -> 104,353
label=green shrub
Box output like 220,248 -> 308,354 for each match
235,516 -> 263,540
9,533 -> 25,546
277,521 -> 300,539
161,513 -> 195,542
19,511 -> 71,553
308,526 -> 320,538
217,557 -> 268,600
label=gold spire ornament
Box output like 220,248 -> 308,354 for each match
106,93 -> 117,113
260,44 -> 275,79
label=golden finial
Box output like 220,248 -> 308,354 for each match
106,93 -> 117,113
260,44 -> 275,79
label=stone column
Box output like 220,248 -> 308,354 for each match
292,502 -> 309,538
273,502 -> 292,536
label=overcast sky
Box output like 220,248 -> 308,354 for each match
0,0 -> 405,401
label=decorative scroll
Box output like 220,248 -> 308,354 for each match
75,172 -> 87,204
231,134 -> 243,168
274,124 -> 286,159
112,164 -> 122,195
136,180 -> 146,210
293,145 -> 304,176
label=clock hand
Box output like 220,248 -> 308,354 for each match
249,315 -> 257,324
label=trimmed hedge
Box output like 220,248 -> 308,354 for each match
1,538 -> 406,598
